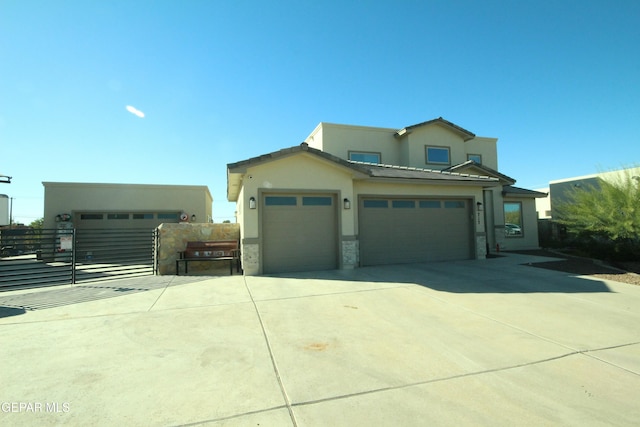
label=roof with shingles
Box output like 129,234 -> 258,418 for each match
350,161 -> 499,183
445,160 -> 516,184
228,143 -> 498,184
227,143 -> 501,200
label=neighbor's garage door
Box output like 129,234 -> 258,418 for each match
262,194 -> 338,274
359,198 -> 473,266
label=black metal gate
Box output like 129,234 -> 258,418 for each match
74,228 -> 156,283
0,228 -> 157,291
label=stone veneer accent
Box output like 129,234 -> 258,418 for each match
241,243 -> 260,276
475,234 -> 487,259
341,239 -> 359,269
157,223 -> 240,275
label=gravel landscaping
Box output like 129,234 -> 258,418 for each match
515,250 -> 640,286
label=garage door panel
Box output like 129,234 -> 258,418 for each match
360,198 -> 472,266
262,194 -> 338,274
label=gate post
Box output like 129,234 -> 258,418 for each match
154,228 -> 159,275
71,228 -> 77,284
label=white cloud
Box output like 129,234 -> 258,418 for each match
125,105 -> 145,118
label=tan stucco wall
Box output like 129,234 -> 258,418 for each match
535,188 -> 551,219
43,182 -> 212,229
404,125 -> 466,169
238,153 -> 356,238
305,122 -> 499,171
306,123 -> 401,165
464,137 -> 498,170
157,223 -> 240,275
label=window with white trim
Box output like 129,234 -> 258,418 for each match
349,151 -> 381,164
503,202 -> 523,237
425,146 -> 450,165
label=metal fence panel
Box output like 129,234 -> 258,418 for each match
0,229 -> 74,290
0,228 -> 156,291
73,228 -> 156,283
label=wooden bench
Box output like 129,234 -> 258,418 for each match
176,240 -> 241,275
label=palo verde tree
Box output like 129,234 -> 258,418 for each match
555,170 -> 640,260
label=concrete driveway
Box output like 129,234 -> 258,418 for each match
1,252 -> 639,426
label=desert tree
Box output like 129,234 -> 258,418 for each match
555,169 -> 640,259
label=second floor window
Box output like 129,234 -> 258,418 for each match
349,151 -> 381,164
426,146 -> 450,165
467,154 -> 482,164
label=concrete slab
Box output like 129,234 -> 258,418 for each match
244,271 -> 407,301
1,253 -> 639,426
293,353 -> 640,426
1,284 -> 286,425
254,285 -> 570,404
150,276 -> 250,311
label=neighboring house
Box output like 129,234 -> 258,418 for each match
535,166 -> 640,220
0,194 -> 9,226
227,117 -> 546,275
43,182 -> 213,230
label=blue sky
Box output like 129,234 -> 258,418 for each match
1,0 -> 639,225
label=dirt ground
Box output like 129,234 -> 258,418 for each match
510,250 -> 640,286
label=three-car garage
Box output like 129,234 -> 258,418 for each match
260,192 -> 474,274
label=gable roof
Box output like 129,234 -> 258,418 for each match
395,117 -> 476,141
227,143 -> 500,201
227,143 -> 361,174
445,160 -> 516,185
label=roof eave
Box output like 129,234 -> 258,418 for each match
502,186 -> 549,198
395,117 -> 476,141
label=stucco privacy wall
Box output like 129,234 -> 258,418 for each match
157,223 -> 240,275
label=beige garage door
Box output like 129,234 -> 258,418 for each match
262,194 -> 338,274
359,198 -> 473,266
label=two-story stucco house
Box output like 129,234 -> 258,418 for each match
227,117 -> 546,275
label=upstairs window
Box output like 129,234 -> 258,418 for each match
425,146 -> 450,165
349,151 -> 381,164
467,154 -> 482,164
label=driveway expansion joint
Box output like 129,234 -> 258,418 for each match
290,344 -> 637,408
243,276 -> 298,427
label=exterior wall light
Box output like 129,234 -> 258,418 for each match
191,214 -> 196,222
343,198 -> 351,209
249,197 -> 256,209
476,201 -> 483,212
